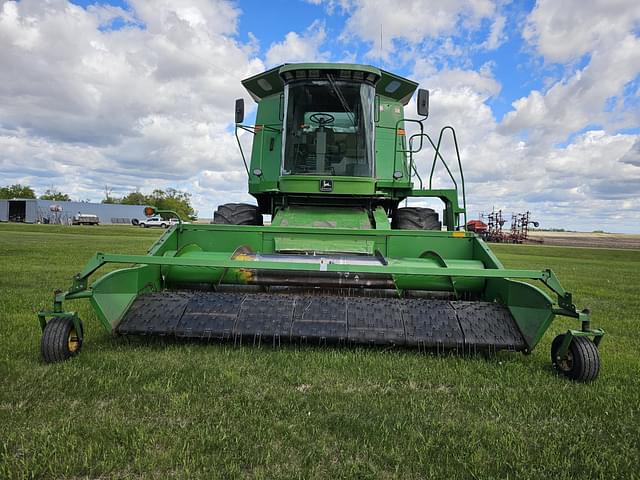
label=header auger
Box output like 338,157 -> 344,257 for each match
38,63 -> 603,381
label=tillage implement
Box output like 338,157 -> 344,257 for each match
38,63 -> 604,381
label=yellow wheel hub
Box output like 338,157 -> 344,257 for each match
68,327 -> 80,353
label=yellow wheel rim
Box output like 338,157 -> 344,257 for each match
68,327 -> 80,353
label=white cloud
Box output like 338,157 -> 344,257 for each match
338,0 -> 497,58
621,139 -> 640,167
522,0 -> 640,63
502,0 -> 640,144
0,0 -> 263,213
264,21 -> 329,67
482,14 -> 505,50
409,60 -> 640,233
304,0 -> 352,15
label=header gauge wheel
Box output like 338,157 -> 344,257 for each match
41,317 -> 84,363
551,334 -> 600,382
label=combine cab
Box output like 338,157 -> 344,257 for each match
38,63 -> 603,381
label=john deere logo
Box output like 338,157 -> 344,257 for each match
320,179 -> 333,192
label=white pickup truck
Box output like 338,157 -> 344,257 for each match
138,215 -> 179,228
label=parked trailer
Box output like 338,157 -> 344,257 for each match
72,214 -> 100,225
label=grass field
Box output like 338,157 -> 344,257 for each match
1,223 -> 639,479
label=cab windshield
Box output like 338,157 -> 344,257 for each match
282,79 -> 375,177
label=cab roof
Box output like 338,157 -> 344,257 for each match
241,63 -> 419,105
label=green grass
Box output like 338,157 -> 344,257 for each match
1,223 -> 639,479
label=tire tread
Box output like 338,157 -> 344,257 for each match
392,207 -> 440,230
41,317 -> 83,363
551,334 -> 600,382
213,203 -> 262,226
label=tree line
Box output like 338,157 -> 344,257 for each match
0,184 -> 72,201
0,184 -> 196,220
103,188 -> 196,220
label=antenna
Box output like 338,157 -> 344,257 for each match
379,23 -> 383,64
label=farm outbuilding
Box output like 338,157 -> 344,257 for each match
0,199 -> 148,225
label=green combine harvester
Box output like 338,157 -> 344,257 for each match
38,63 -> 604,381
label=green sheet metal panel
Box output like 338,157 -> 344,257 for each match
248,93 -> 283,193
274,236 -> 375,254
271,206 -> 373,229
278,176 -> 376,195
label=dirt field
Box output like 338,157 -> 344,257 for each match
527,231 -> 640,249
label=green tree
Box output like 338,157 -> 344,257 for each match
120,191 -> 147,205
0,184 -> 36,199
145,188 -> 197,220
40,189 -> 70,201
105,187 -> 196,220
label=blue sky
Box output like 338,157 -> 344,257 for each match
2,0 -> 640,231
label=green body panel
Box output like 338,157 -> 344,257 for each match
372,206 -> 391,230
280,63 -> 381,78
88,265 -> 161,332
242,63 -> 417,105
278,176 -> 376,195
273,236 -> 375,254
247,93 -> 282,193
272,206 -> 373,229
485,279 -> 555,349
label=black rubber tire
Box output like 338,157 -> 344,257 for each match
161,223 -> 167,228
551,334 -> 600,382
213,203 -> 263,226
41,317 -> 84,363
392,207 -> 440,230
131,218 -> 139,226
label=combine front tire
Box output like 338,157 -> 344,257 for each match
213,203 -> 263,225
41,317 -> 84,363
551,334 -> 600,382
392,207 -> 440,230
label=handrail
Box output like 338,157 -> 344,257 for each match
392,116 -> 427,177
401,126 -> 467,230
407,134 -> 423,188
425,133 -> 458,192
408,133 -> 458,193
430,126 -> 466,228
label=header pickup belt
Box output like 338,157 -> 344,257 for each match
117,292 -> 526,351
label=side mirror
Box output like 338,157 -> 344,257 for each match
235,98 -> 244,124
417,89 -> 429,117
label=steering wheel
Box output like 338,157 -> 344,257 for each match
309,112 -> 335,126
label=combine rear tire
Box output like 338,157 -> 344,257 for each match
551,334 -> 600,382
392,207 -> 440,230
41,317 -> 84,363
213,203 -> 263,225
